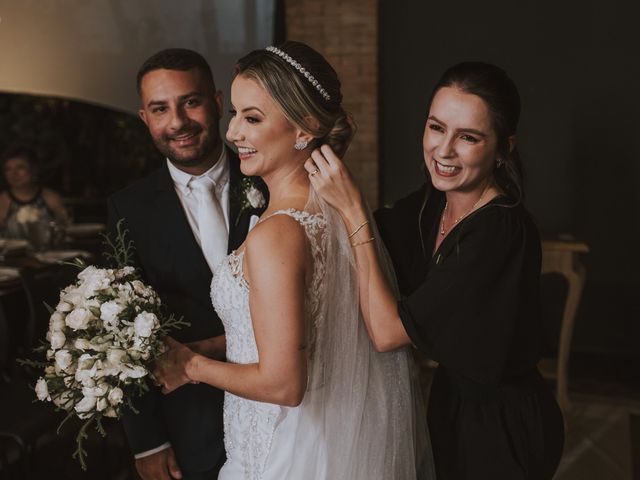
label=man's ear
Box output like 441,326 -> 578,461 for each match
508,135 -> 517,153
214,91 -> 224,119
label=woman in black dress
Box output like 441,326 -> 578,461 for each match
306,62 -> 564,479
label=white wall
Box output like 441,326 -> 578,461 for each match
0,0 -> 275,113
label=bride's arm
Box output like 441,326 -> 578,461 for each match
155,215 -> 308,406
305,145 -> 411,352
185,335 -> 226,360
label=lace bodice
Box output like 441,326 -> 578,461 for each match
210,208 -> 327,479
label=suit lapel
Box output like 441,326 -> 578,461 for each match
226,148 -> 269,252
153,164 -> 211,277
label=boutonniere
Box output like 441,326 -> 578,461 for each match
234,177 -> 266,225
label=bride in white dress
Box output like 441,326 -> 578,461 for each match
155,41 -> 433,479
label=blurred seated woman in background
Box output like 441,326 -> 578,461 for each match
0,145 -> 69,238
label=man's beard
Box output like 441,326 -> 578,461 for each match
154,123 -> 219,168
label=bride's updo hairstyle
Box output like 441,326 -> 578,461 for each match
430,62 -> 525,203
235,41 -> 354,157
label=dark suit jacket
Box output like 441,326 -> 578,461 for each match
106,149 -> 266,473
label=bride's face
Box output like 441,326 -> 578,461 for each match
227,75 -> 301,178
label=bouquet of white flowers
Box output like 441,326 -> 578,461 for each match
21,221 -> 186,469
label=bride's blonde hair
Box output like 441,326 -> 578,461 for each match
235,41 -> 355,157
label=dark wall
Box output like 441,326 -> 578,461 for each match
380,0 -> 640,355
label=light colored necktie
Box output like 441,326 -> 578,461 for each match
190,176 -> 228,272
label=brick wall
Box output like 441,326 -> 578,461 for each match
285,0 -> 379,206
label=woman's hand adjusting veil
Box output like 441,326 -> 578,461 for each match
304,145 -> 368,231
305,144 -> 412,352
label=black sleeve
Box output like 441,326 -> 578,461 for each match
398,208 -> 529,385
374,185 -> 430,296
107,195 -> 170,454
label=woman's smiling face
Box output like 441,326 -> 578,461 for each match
423,86 -> 498,194
226,74 -> 300,179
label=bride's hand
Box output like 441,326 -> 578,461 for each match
304,145 -> 367,228
153,337 -> 198,394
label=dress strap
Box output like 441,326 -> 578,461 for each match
259,208 -> 319,228
259,208 -> 300,223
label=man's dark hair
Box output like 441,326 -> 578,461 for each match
136,48 -> 216,95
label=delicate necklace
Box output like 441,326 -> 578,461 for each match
439,184 -> 490,236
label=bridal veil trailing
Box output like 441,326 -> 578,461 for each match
280,189 -> 434,479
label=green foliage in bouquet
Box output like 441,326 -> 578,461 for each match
20,219 -> 188,469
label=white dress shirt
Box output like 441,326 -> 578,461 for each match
167,148 -> 231,242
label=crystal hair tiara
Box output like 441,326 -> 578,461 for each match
265,46 -> 331,101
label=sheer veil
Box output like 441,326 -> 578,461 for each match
283,187 -> 435,479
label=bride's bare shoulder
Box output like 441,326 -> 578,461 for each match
245,212 -> 308,265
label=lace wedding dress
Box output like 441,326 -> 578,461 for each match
211,198 -> 432,479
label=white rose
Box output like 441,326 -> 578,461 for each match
247,186 -> 265,209
61,287 -> 85,307
100,301 -> 123,327
77,372 -> 95,387
75,394 -> 97,413
77,266 -> 113,298
46,349 -> 55,360
107,387 -> 124,406
98,361 -> 120,378
77,353 -> 96,370
74,338 -> 92,350
50,331 -> 66,350
82,381 -> 108,398
75,369 -> 94,385
49,312 -> 66,332
106,348 -> 127,366
133,312 -> 158,338
56,301 -> 73,313
54,350 -> 73,371
65,308 -> 93,331
84,298 -> 101,311
119,364 -> 147,380
35,378 -> 50,401
131,280 -> 145,296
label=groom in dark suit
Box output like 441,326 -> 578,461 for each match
107,49 -> 266,480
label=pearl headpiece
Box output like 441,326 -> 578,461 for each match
265,46 -> 331,101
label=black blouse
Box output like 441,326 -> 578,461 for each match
376,185 -> 544,386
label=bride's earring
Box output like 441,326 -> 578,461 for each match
294,140 -> 309,151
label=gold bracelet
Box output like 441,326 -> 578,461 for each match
348,220 -> 370,239
351,237 -> 375,247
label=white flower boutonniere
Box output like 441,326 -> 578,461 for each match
235,178 -> 266,225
